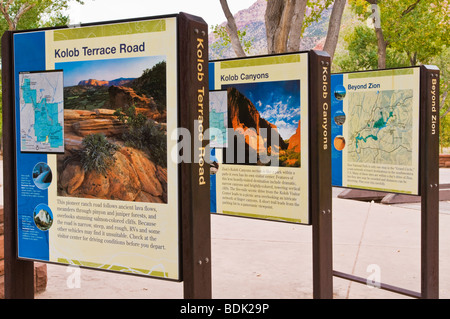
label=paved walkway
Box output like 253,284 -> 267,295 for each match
33,169 -> 450,299
3,162 -> 450,298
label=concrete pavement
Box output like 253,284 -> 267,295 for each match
30,169 -> 450,299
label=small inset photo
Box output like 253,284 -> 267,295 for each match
32,162 -> 52,190
334,110 -> 346,126
33,204 -> 54,231
334,136 -> 346,151
334,85 -> 346,101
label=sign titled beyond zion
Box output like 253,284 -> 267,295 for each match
331,67 -> 421,195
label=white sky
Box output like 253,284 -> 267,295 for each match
67,0 -> 257,27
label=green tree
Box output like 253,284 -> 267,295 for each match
0,0 -> 85,149
0,0 -> 84,31
434,46 -> 450,148
215,0 -> 345,59
334,25 -> 409,72
337,1 -> 450,148
131,61 -> 167,114
349,0 -> 450,68
210,23 -> 253,56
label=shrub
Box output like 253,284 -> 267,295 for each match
77,133 -> 119,174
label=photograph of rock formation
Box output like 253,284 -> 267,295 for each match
56,56 -> 168,203
222,80 -> 301,167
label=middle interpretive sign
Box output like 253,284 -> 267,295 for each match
209,53 -> 310,224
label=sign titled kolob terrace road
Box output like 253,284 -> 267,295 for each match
8,16 -> 192,281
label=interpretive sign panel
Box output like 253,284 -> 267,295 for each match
209,53 -> 310,224
331,67 -> 421,195
12,17 -> 181,280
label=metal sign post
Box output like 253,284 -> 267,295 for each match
309,50 -> 333,299
332,65 -> 440,299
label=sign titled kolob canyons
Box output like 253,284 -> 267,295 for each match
209,52 -> 328,224
7,16 -> 194,281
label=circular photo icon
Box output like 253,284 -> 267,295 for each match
334,85 -> 346,101
210,161 -> 219,175
334,110 -> 346,126
334,136 -> 346,151
32,162 -> 52,190
33,204 -> 54,231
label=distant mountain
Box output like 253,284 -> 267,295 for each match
208,0 -> 332,59
78,79 -> 109,86
78,77 -> 135,87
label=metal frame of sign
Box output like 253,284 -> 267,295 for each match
209,50 -> 333,298
2,13 -> 211,299
333,65 -> 440,299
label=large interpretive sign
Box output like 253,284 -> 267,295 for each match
209,52 -> 313,224
331,67 -> 421,195
10,16 -> 186,280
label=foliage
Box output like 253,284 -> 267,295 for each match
0,0 -> 85,149
336,1 -> 450,146
77,133 -> 119,175
114,105 -> 167,168
302,0 -> 334,34
131,61 -> 167,114
210,24 -> 253,55
114,103 -> 146,128
0,0 -> 84,31
435,47 -> 450,117
440,114 -> 450,149
213,0 -> 334,56
279,149 -> 301,167
348,0 -> 450,65
434,46 -> 450,147
334,25 -> 409,72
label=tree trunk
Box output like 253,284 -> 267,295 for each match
287,0 -> 308,52
273,0 -> 296,53
323,0 -> 346,61
265,0 -> 285,54
409,52 -> 418,66
366,0 -> 387,69
0,1 -> 35,31
219,0 -> 246,57
375,26 -> 387,69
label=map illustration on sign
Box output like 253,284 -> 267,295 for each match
209,90 -> 228,148
19,70 -> 64,153
346,89 -> 414,165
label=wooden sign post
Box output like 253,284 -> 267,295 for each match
309,51 -> 333,299
2,13 -> 211,299
208,50 -> 333,298
332,65 -> 440,299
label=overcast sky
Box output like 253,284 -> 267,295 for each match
67,0 -> 257,27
